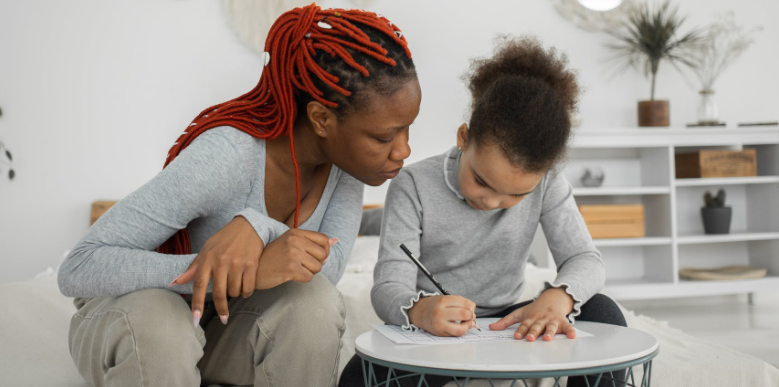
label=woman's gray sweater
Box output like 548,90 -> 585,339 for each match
58,126 -> 364,298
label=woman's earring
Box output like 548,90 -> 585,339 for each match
458,146 -> 462,151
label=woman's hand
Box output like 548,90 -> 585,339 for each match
407,295 -> 477,337
170,216 -> 264,327
170,220 -> 337,327
488,287 -> 576,341
254,228 -> 337,290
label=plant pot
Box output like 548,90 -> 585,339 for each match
638,100 -> 670,127
701,206 -> 732,234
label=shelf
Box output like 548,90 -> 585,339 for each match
675,176 -> 779,187
571,127 -> 779,148
671,276 -> 779,298
604,276 -> 779,300
592,237 -> 672,247
676,232 -> 779,245
604,279 -> 674,300
573,186 -> 671,196
533,129 -> 779,301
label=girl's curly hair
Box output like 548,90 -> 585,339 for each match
466,36 -> 579,173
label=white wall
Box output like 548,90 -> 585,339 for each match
0,0 -> 777,284
0,1 -> 262,283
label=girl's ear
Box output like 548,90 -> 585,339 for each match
456,123 -> 469,150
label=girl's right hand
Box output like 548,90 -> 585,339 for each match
254,228 -> 338,290
407,295 -> 477,337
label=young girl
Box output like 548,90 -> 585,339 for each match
58,5 -> 419,387
339,37 -> 626,387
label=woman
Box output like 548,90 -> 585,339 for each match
58,4 -> 420,387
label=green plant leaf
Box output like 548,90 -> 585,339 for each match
605,0 -> 706,96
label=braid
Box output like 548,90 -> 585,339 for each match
158,3 -> 411,255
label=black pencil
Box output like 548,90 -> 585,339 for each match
399,244 -> 481,331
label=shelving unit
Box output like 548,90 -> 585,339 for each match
530,127 -> 779,300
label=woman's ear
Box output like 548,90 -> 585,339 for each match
456,123 -> 469,150
306,101 -> 336,138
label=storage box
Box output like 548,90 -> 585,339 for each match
675,149 -> 757,178
579,204 -> 645,239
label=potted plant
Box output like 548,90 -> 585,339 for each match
702,188 -> 731,234
607,1 -> 705,127
689,12 -> 761,126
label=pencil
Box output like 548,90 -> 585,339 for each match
399,244 -> 481,331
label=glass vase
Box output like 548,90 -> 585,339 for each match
697,90 -> 719,125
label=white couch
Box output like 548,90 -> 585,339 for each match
1,236 -> 778,386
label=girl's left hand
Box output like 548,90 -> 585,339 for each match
488,287 -> 577,342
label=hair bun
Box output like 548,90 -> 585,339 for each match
466,36 -> 578,114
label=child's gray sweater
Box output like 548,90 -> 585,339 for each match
371,147 -> 604,328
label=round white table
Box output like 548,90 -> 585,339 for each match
355,321 -> 659,387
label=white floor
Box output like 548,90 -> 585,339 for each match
621,291 -> 779,368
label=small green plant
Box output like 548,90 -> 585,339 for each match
703,189 -> 727,207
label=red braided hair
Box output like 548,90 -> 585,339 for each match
157,3 -> 411,255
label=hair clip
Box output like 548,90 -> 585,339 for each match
317,21 -> 332,29
305,33 -> 312,38
334,11 -> 341,17
394,30 -> 403,38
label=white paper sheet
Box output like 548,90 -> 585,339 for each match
373,317 -> 593,345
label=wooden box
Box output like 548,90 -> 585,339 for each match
579,204 -> 645,239
675,149 -> 757,178
90,200 -> 117,225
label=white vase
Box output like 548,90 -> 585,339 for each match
697,90 -> 719,125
